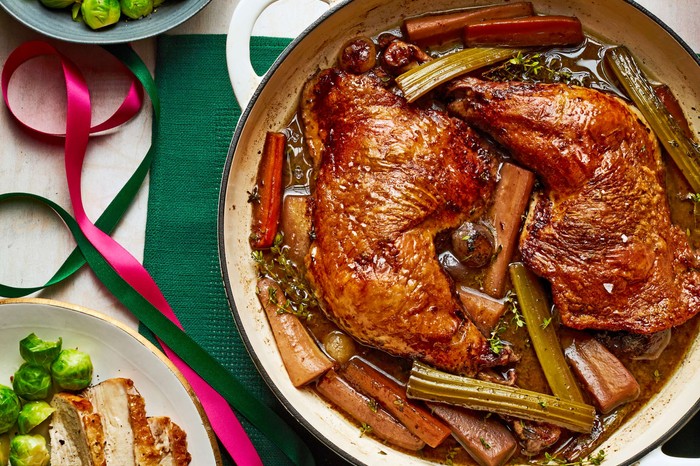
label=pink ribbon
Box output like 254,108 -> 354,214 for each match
3,41 -> 262,466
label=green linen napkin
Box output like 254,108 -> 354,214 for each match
143,34 -> 343,466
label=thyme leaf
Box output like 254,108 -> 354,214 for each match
541,316 -> 553,329
505,290 -> 526,328
488,321 -> 507,355
247,185 -> 261,204
359,423 -> 373,437
252,232 -> 317,320
483,52 -> 578,85
539,449 -> 606,465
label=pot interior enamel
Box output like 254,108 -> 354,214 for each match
219,1 -> 700,464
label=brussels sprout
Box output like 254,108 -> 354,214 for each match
8,435 -> 49,466
39,0 -> 75,9
19,334 -> 62,369
71,2 -> 81,20
17,402 -> 54,435
12,365 -> 52,402
153,0 -> 164,7
51,349 -> 92,391
80,0 -> 120,30
0,434 -> 9,466
0,386 -> 21,434
121,0 -> 152,19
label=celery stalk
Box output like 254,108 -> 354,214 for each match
509,262 -> 585,404
396,47 -> 520,102
605,46 -> 700,192
407,361 -> 595,433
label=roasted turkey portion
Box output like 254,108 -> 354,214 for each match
448,77 -> 700,333
301,69 -> 511,375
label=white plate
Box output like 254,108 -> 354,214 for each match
0,298 -> 221,465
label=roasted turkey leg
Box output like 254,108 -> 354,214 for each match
302,69 -> 513,374
448,77 -> 700,333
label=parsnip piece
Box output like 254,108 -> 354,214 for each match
257,278 -> 333,387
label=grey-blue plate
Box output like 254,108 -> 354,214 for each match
0,0 -> 210,44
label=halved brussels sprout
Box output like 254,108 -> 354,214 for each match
39,0 -> 75,9
19,334 -> 62,369
0,386 -> 21,434
8,435 -> 49,466
17,402 -> 54,435
80,0 -> 120,30
121,0 -> 153,19
51,349 -> 92,391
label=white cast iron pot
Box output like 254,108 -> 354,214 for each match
219,1 -> 700,464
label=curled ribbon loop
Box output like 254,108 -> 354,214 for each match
2,41 -> 313,466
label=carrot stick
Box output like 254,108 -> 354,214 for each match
464,15 -> 584,47
256,278 -> 333,387
316,369 -> 425,451
342,357 -> 451,448
403,2 -> 534,46
250,131 -> 286,249
653,84 -> 694,139
429,404 -> 517,466
482,163 -> 535,299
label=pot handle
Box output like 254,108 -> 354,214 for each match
226,0 -> 341,109
638,446 -> 698,465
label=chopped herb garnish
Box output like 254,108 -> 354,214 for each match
368,398 -> 379,413
445,447 -> 459,466
540,449 -> 606,465
505,290 -> 526,328
541,317 -> 552,329
480,437 -> 492,450
687,192 -> 700,203
488,321 -> 507,355
247,185 -> 261,203
483,52 -> 578,85
359,423 -> 373,437
252,233 -> 317,320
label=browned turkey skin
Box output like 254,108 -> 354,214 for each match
301,68 -> 513,375
448,77 -> 700,334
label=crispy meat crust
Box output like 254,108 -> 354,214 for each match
302,69 -> 512,374
448,77 -> 700,333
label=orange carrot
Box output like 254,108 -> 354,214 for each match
250,131 -> 286,249
403,2 -> 534,46
483,163 -> 535,299
316,369 -> 425,450
256,278 -> 333,387
654,84 -> 693,139
342,357 -> 451,448
464,15 -> 584,47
